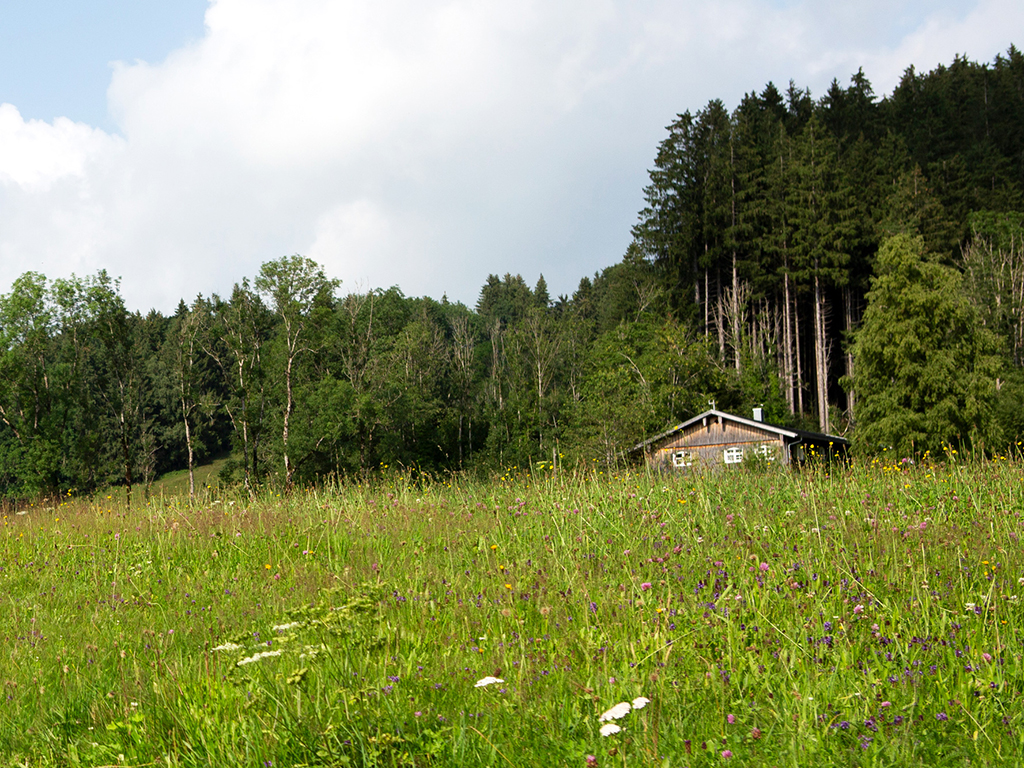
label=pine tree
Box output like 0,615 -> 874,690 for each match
853,233 -> 1002,454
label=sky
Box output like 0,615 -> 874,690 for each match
0,0 -> 1021,314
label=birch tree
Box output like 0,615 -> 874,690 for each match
255,256 -> 339,489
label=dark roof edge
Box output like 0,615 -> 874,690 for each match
632,409 -> 849,452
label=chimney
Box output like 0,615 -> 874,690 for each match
753,407 -> 764,423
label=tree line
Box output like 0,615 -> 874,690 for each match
632,45 -> 1024,449
1,46 -> 1022,498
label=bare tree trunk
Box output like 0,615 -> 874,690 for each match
184,410 -> 195,500
283,347 -> 294,489
843,286 -> 856,422
730,140 -> 740,372
120,408 -> 133,507
731,252 -> 741,371
813,270 -> 829,433
716,268 -> 725,361
723,280 -> 748,371
794,295 -> 804,416
783,270 -> 795,414
694,264 -> 701,318
704,269 -> 709,338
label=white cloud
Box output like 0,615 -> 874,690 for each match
0,104 -> 123,190
0,0 -> 1019,312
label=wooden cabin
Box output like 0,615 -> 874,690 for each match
632,408 -> 849,470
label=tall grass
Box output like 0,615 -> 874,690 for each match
1,456 -> 1022,766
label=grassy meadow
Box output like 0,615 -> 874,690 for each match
1,455 -> 1023,767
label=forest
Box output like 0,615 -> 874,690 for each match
0,46 -> 1022,499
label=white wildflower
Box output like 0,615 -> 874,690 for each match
212,642 -> 243,652
474,676 -> 505,688
631,696 -> 650,710
600,723 -> 622,737
599,702 -> 631,721
237,650 -> 283,666
272,622 -> 302,632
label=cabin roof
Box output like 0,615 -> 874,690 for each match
632,409 -> 849,453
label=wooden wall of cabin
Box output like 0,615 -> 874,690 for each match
646,418 -> 788,469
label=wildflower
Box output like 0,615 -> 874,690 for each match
599,702 -> 632,721
640,582 -> 652,591
272,622 -> 302,631
586,756 -> 598,767
631,696 -> 650,710
237,650 -> 283,666
599,723 -> 621,737
853,604 -> 864,615
936,712 -> 948,721
727,713 -> 735,724
759,562 -> 769,572
750,727 -> 762,739
474,676 -> 504,687
722,750 -> 733,758
212,642 -> 244,652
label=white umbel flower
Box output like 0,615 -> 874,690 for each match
631,696 -> 650,710
474,676 -> 505,687
600,723 -> 622,737
237,650 -> 283,666
599,702 -> 631,721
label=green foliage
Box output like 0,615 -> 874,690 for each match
5,48 -> 1024,499
565,320 -> 730,464
853,233 -> 1003,454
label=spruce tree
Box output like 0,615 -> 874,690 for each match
853,233 -> 1002,455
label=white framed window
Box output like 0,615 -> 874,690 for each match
753,443 -> 776,461
723,446 -> 744,464
671,450 -> 694,467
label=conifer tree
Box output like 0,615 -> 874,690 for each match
853,233 -> 1002,454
